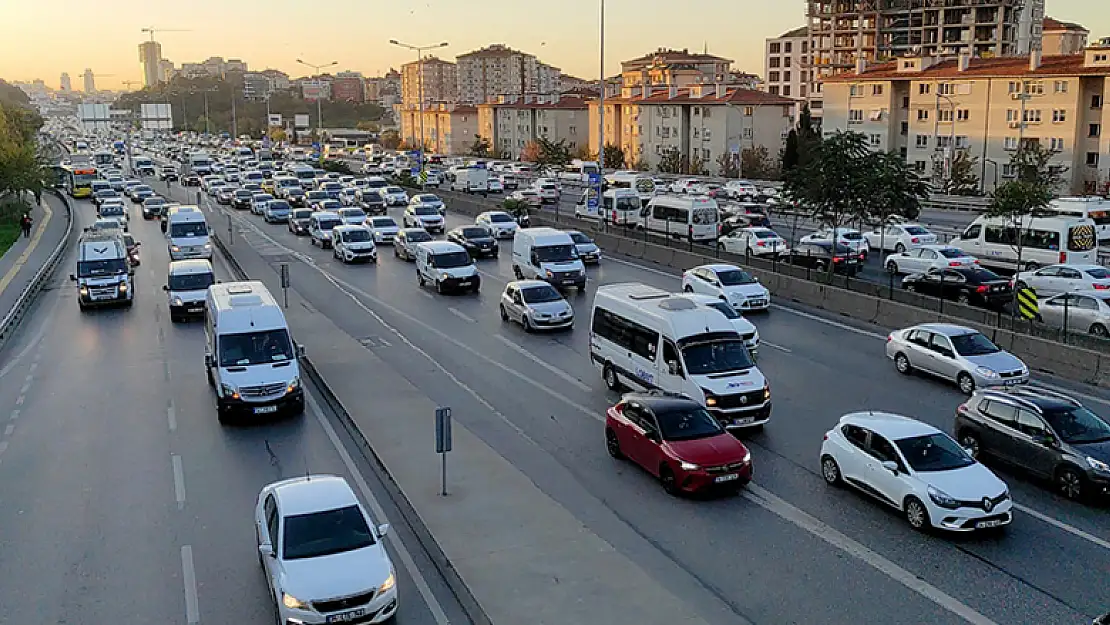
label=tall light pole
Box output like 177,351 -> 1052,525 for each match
297,58 -> 338,146
596,0 -> 606,209
390,39 -> 448,174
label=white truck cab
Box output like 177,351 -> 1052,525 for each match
511,227 -> 587,291
415,241 -> 480,294
205,282 -> 304,423
71,232 -> 134,309
331,224 -> 378,264
165,206 -> 212,260
165,259 -> 215,322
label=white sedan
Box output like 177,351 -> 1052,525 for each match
681,264 -> 770,312
883,245 -> 978,275
799,227 -> 870,257
476,211 -> 520,239
719,227 -> 788,258
820,412 -> 1012,532
255,475 -> 398,624
863,223 -> 938,253
365,215 -> 400,244
1013,264 -> 1110,296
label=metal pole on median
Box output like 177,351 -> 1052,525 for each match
227,213 -> 233,245
435,407 -> 452,496
280,263 -> 290,309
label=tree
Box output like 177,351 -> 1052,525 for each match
782,104 -> 821,175
520,141 -> 542,163
657,147 -> 686,174
468,135 -> 492,158
689,153 -> 709,176
717,152 -> 739,178
356,120 -> 380,132
989,141 -> 1063,284
629,157 -> 649,171
741,146 -> 779,181
945,151 -> 981,196
0,101 -> 49,205
781,130 -> 800,173
536,138 -> 572,167
573,144 -> 594,161
379,130 -> 401,150
864,150 -> 930,252
602,144 -> 625,169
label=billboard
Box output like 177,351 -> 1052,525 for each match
140,103 -> 173,131
267,113 -> 282,127
294,114 -> 309,129
77,103 -> 111,133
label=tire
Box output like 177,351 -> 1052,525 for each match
894,353 -> 912,375
522,315 -> 533,333
904,496 -> 930,531
417,271 -> 425,287
217,405 -> 231,425
894,243 -> 905,254
499,305 -> 509,321
814,260 -> 827,272
683,285 -> 694,293
605,428 -> 623,459
958,431 -> 982,458
603,363 -> 621,391
660,466 -> 679,496
435,279 -> 444,294
957,372 -> 976,396
906,284 -> 916,293
821,455 -> 843,486
1024,261 -> 1040,272
1056,466 -> 1085,500
1090,323 -> 1108,338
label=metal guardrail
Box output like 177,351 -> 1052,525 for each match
0,190 -> 75,352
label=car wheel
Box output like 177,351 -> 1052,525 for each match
683,285 -> 694,293
217,405 -> 231,425
605,428 -> 623,459
957,292 -> 970,305
1090,323 -> 1109,338
1056,466 -> 1085,500
417,271 -> 426,287
436,279 -> 444,294
660,467 -> 680,496
814,260 -> 827,272
603,363 -> 621,391
1024,261 -> 1040,272
499,305 -> 509,321
957,372 -> 976,396
886,261 -> 899,274
522,315 -> 534,333
958,431 -> 981,458
820,455 -> 842,486
894,243 -> 906,254
904,496 -> 930,531
906,284 -> 916,293
394,247 -> 400,258
894,353 -> 912,375
513,266 -> 523,279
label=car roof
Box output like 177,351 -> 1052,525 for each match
311,211 -> 341,218
333,224 -> 368,232
911,323 -> 977,336
839,411 -> 939,439
508,279 -> 551,289
622,392 -> 703,413
1048,263 -> 1107,271
271,475 -> 359,517
169,259 -> 214,274
419,240 -> 465,253
694,263 -> 744,273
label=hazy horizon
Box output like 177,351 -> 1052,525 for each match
3,0 -> 1107,90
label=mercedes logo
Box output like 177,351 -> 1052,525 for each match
982,497 -> 993,512
739,395 -> 748,405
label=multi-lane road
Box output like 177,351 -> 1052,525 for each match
140,161 -> 1110,624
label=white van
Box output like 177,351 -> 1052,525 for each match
165,259 -> 215,322
1042,196 -> 1110,244
71,232 -> 134,310
415,241 -> 481,293
951,213 -> 1099,272
450,166 -> 489,193
165,206 -> 212,260
604,171 -> 657,208
639,195 -> 720,242
576,188 -> 641,223
590,284 -> 771,429
205,282 -> 303,423
308,211 -> 344,248
512,227 -> 587,291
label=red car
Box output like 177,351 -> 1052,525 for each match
605,392 -> 753,495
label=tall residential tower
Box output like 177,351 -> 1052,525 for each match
139,40 -> 163,87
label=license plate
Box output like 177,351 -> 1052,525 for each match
326,609 -> 365,623
253,405 -> 278,414
733,417 -> 755,425
188,307 -> 203,313
714,474 -> 739,483
457,279 -> 471,285
976,519 -> 1004,529
563,279 -> 576,285
1003,379 -> 1022,386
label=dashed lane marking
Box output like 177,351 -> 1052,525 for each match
10,409 -> 19,421
167,401 -> 177,432
493,334 -> 593,393
181,545 -> 200,624
15,395 -> 24,406
172,455 -> 186,509
447,307 -> 476,323
4,424 -> 13,437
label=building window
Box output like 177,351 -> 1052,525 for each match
1050,137 -> 1065,151
569,126 -> 576,135
918,83 -> 931,95
1087,152 -> 1100,167
849,109 -> 864,123
902,96 -> 910,109
1006,109 -> 1018,122
1004,136 -> 1019,150
801,84 -> 807,96
956,109 -> 969,122
744,106 -> 754,116
938,109 -> 954,122
1022,109 -> 1042,123
916,109 -> 929,121
938,83 -> 954,95
900,121 -> 909,136
743,127 -> 754,138
937,136 -> 952,149
703,129 -> 712,140
1090,123 -> 1101,138
784,42 -> 793,53
955,136 -> 969,149
769,86 -> 779,95
1007,81 -> 1020,94
784,57 -> 792,68
769,58 -> 781,69
769,42 -> 781,54
850,85 -> 862,96
802,41 -> 808,53
1054,80 -> 1068,93
1093,95 -> 1104,109
1002,163 -> 1016,177
914,161 -> 926,173
1023,81 -> 1044,95
1052,109 -> 1067,123
769,71 -> 780,82
783,71 -> 791,82
870,134 -> 881,147
783,85 -> 792,96
872,84 -> 883,95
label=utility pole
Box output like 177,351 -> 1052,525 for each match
597,0 -> 606,202
231,93 -> 238,138
296,59 -> 339,147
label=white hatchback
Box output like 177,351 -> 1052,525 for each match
820,412 -> 1012,532
681,264 -> 770,312
863,223 -> 938,253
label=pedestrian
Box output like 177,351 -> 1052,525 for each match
20,213 -> 32,238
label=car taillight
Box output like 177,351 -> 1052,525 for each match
973,259 -> 980,264
1059,251 -> 1067,264
858,253 -> 865,260
822,433 -> 829,441
949,262 -> 961,267
957,404 -> 969,414
832,256 -> 842,263
1094,283 -> 1109,290
976,285 -> 989,293
886,333 -> 894,342
757,241 -> 766,247
911,237 -> 919,243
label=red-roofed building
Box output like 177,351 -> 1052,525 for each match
823,47 -> 1110,194
588,85 -> 796,171
477,95 -> 589,159
1042,17 -> 1089,56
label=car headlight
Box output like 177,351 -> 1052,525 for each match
287,376 -> 301,393
1086,456 -> 1110,473
379,571 -> 396,593
703,392 -> 717,407
763,384 -> 771,400
171,296 -> 183,306
927,485 -> 960,509
282,593 -> 307,610
119,282 -> 128,292
974,366 -> 999,379
679,461 -> 700,471
203,243 -> 212,250
742,450 -> 752,464
171,246 -> 181,252
544,270 -> 554,278
441,273 -> 449,280
219,383 -> 239,400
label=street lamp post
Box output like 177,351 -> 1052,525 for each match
296,59 -> 339,148
389,39 -> 448,182
598,0 -> 606,192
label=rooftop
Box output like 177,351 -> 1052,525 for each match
1042,16 -> 1088,33
600,86 -> 795,106
824,54 -> 1110,82
478,96 -> 588,110
777,26 -> 809,39
622,47 -> 733,69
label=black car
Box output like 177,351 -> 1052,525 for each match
956,386 -> 1110,501
903,267 -> 1012,308
359,193 -> 387,216
288,208 -> 313,236
286,187 -> 307,207
447,226 -> 498,258
231,189 -> 254,210
789,242 -> 862,276
183,174 -> 201,187
142,197 -> 167,219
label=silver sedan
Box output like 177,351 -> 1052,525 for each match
499,280 -> 574,332
885,323 -> 1029,395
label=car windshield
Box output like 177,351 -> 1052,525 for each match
371,218 -> 397,228
340,209 -> 364,218
534,244 -> 578,262
894,433 -> 975,472
235,190 -> 252,198
77,258 -> 127,277
681,339 -> 754,375
342,230 -> 372,243
316,219 -> 342,231
716,269 -> 757,286
416,195 -> 438,202
960,268 -> 1003,282
385,187 -> 403,194
268,200 -> 290,211
839,231 -> 862,240
405,230 -> 432,242
99,205 -> 123,216
431,251 -> 472,268
521,285 -> 563,304
461,227 -> 489,238
415,206 -> 439,216
168,272 -> 215,291
254,195 -> 273,202
135,186 -> 152,193
656,405 -> 726,442
282,505 -> 375,560
949,332 -> 1000,356
752,230 -> 777,239
291,209 -> 312,220
218,328 -> 293,366
307,191 -> 327,199
569,232 -> 592,244
170,222 -> 207,237
288,188 -> 305,196
904,226 -> 930,235
489,213 -> 514,223
705,301 -> 741,320
1085,268 -> 1109,279
938,248 -> 966,259
1042,406 -> 1110,444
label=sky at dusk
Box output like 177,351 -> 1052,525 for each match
2,0 -> 1108,90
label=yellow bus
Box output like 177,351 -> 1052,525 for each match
62,164 -> 98,198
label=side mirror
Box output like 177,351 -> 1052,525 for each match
295,343 -> 306,359
377,523 -> 390,537
258,544 -> 275,559
643,429 -> 660,442
162,285 -> 169,291
69,274 -> 77,282
880,460 -> 899,474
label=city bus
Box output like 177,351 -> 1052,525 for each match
93,151 -> 115,168
1043,196 -> 1110,244
62,164 -> 98,198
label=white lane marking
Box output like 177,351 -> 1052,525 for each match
180,545 -> 200,624
447,307 -> 476,323
744,484 -> 998,625
0,323 -> 49,380
477,269 -> 506,284
0,440 -> 7,458
167,402 -> 177,432
172,455 -> 186,509
4,424 -> 13,437
419,290 -> 434,299
24,374 -> 32,383
15,395 -> 24,406
604,255 -> 678,278
9,409 -> 19,421
761,341 -> 792,353
493,334 -> 593,393
19,383 -> 30,395
307,395 -> 451,625
1014,503 -> 1110,551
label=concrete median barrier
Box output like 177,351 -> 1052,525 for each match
615,237 -> 646,259
642,244 -> 676,266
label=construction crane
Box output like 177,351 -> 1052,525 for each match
141,27 -> 191,42
120,80 -> 140,91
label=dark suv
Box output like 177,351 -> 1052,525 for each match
955,386 -> 1110,501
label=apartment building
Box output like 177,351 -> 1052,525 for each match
621,48 -> 732,90
1043,17 -> 1089,56
399,104 -> 478,155
455,44 -> 561,104
401,57 -> 457,106
765,26 -> 810,98
332,71 -> 365,103
476,95 -> 588,159
588,85 -> 795,172
822,46 -> 1110,195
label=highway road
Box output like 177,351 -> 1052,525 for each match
0,191 -> 469,624
150,166 -> 1110,625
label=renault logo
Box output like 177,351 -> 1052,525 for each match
982,497 -> 993,512
739,395 -> 748,405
